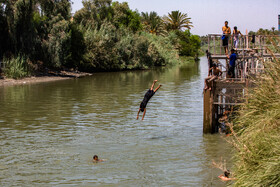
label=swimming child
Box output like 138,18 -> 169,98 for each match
137,80 -> 162,120
218,170 -> 236,181
93,155 -> 105,162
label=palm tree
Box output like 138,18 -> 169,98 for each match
141,11 -> 166,35
163,10 -> 193,31
272,27 -> 275,34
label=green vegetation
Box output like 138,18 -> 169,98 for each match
175,30 -> 200,57
4,55 -> 31,79
141,11 -> 165,35
162,10 -> 193,31
249,27 -> 280,36
0,0 -> 200,78
231,43 -> 280,186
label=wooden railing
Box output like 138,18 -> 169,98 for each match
206,34 -> 280,82
207,34 -> 280,55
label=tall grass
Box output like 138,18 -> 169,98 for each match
4,55 -> 31,79
231,43 -> 280,186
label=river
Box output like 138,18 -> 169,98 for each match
0,57 -> 233,186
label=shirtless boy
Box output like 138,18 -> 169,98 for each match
222,21 -> 231,54
204,64 -> 222,90
137,80 -> 162,120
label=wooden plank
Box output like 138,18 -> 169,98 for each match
213,102 -> 242,105
211,54 -> 279,60
215,82 -> 246,89
263,54 -> 280,58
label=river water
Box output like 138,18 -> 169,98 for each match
0,57 -> 233,186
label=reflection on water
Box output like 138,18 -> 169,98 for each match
0,57 -> 233,186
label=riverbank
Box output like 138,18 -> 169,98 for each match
0,70 -> 92,87
0,56 -> 198,87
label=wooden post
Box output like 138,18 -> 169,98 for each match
203,81 -> 219,134
203,89 -> 212,133
214,36 -> 216,55
211,82 -> 218,133
208,35 -> 210,53
246,30 -> 249,49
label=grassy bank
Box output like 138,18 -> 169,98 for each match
231,48 -> 280,186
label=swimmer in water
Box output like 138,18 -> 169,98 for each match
137,80 -> 162,120
93,155 -> 105,162
218,170 -> 236,181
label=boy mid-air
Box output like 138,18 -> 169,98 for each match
137,80 -> 162,120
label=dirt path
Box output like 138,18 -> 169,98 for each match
0,71 -> 92,87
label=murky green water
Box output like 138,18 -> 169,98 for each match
0,57 -> 234,186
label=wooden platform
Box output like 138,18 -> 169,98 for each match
211,55 -> 251,60
211,53 -> 280,60
215,80 -> 247,89
203,34 -> 280,134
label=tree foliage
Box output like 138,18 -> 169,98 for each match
0,0 -> 200,76
249,28 -> 280,36
175,30 -> 201,57
111,2 -> 142,32
141,11 -> 166,35
163,10 -> 193,31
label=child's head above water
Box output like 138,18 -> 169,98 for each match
93,155 -> 98,161
224,170 -> 230,178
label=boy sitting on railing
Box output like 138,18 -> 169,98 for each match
204,63 -> 223,90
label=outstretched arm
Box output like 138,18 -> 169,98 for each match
142,108 -> 146,120
154,84 -> 162,93
137,108 -> 141,120
150,80 -> 158,90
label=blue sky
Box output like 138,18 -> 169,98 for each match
71,0 -> 280,36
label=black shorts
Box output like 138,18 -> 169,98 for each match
140,89 -> 155,111
222,36 -> 229,46
140,102 -> 146,112
209,59 -> 213,68
228,66 -> 235,78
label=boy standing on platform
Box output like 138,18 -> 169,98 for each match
228,49 -> 237,79
222,21 -> 231,55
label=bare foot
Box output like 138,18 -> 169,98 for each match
154,80 -> 158,83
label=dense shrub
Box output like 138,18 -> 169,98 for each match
175,30 -> 201,57
4,55 -> 31,79
232,45 -> 280,186
81,23 -> 180,71
141,32 -> 181,65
